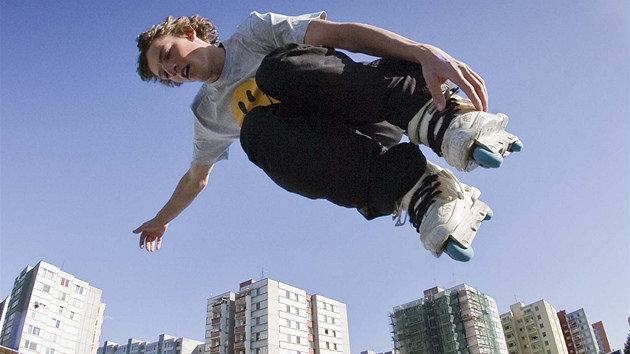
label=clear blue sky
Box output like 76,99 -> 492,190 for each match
1,0 -> 628,352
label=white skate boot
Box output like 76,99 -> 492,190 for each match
393,161 -> 492,261
407,88 -> 523,172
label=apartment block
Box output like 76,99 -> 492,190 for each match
390,284 -> 507,354
0,261 -> 106,354
557,309 -> 602,354
205,278 -> 351,354
501,301 -> 567,354
590,321 -> 611,354
97,334 -> 204,354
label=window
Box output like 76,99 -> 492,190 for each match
252,315 -> 268,326
285,305 -> 304,316
41,268 -> 55,280
284,335 -> 305,344
60,278 -> 70,287
49,318 -> 62,329
75,285 -> 85,295
44,333 -> 59,343
252,300 -> 268,311
253,331 -> 268,341
65,325 -> 79,335
71,298 -> 83,308
27,325 -> 41,336
24,340 -> 38,350
30,310 -> 47,322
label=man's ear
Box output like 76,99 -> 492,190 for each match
182,25 -> 196,41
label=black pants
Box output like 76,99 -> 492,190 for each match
240,44 -> 433,219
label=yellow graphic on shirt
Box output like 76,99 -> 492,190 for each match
231,79 -> 279,126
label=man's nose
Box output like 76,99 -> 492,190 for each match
163,62 -> 178,77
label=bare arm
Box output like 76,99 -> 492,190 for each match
133,163 -> 212,251
304,19 -> 488,112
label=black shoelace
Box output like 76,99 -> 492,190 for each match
407,175 -> 442,233
427,88 -> 461,157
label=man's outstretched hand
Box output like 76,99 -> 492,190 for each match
133,219 -> 168,252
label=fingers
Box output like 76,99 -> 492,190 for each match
135,227 -> 162,252
133,221 -> 167,253
426,75 -> 447,111
467,67 -> 488,111
139,233 -> 162,252
449,62 -> 488,112
422,46 -> 489,112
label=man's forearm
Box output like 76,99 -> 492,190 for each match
304,19 -> 488,111
305,20 -> 425,64
153,164 -> 212,225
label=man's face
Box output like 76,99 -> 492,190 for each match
146,28 -> 218,84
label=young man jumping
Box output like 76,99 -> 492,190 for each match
133,11 -> 521,261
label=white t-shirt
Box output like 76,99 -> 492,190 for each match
191,11 -> 326,166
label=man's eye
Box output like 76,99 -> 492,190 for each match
166,50 -> 171,60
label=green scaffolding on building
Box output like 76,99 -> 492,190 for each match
390,285 -> 506,354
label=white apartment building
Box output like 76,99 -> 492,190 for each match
98,334 -> 204,354
501,301 -> 568,354
0,261 -> 106,354
206,278 -> 351,354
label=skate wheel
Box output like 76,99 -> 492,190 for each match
445,240 -> 474,262
484,208 -> 494,221
509,140 -> 524,152
473,147 -> 503,168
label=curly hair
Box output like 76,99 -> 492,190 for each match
137,15 -> 219,87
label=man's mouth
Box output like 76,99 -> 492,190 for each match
183,65 -> 190,79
